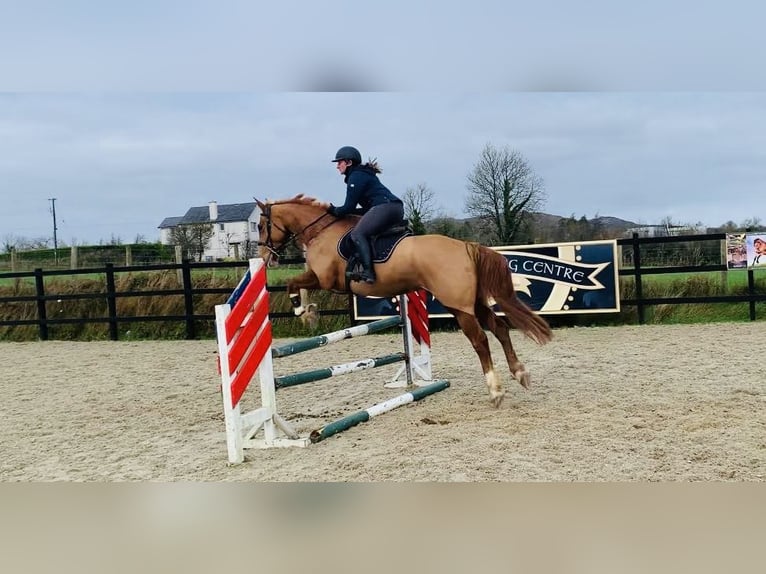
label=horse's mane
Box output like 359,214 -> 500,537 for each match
267,194 -> 330,210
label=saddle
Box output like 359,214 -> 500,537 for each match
338,222 -> 413,285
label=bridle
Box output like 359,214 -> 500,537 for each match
257,203 -> 332,262
257,204 -> 295,262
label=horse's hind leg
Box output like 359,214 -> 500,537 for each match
445,306 -> 505,408
475,303 -> 530,390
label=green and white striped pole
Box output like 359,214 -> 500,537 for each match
309,380 -> 450,443
271,315 -> 401,358
274,353 -> 405,388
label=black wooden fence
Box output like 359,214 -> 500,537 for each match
617,232 -> 764,323
1,234 -> 764,340
0,258 -> 351,341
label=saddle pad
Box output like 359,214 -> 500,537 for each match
337,226 -> 413,263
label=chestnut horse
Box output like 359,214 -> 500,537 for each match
256,195 -> 552,407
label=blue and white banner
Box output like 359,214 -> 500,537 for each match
353,239 -> 621,320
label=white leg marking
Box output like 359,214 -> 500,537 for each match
485,367 -> 505,407
514,367 -> 530,389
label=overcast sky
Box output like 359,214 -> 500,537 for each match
2,2 -> 765,245
1,92 -> 765,244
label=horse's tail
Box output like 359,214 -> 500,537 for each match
467,242 -> 553,345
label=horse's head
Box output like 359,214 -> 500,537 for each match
255,195 -> 333,265
255,199 -> 294,266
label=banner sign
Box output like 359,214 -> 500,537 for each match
353,239 -> 621,320
745,232 -> 766,269
726,233 -> 747,269
726,232 -> 766,269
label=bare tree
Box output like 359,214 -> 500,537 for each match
170,223 -> 214,261
18,236 -> 52,250
465,143 -> 545,245
427,215 -> 476,241
741,216 -> 763,231
659,215 -> 677,235
2,234 -> 18,254
402,182 -> 436,235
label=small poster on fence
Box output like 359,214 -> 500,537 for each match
746,232 -> 766,268
726,233 -> 747,269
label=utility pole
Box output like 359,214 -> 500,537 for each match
49,198 -> 58,264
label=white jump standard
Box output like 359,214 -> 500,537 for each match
215,258 -> 448,464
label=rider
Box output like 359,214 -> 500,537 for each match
328,146 -> 404,284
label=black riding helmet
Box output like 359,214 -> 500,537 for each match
332,146 -> 362,164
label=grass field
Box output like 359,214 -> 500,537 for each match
626,268 -> 763,288
2,264 -> 764,341
0,264 -> 305,287
616,268 -> 766,325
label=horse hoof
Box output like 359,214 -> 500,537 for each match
489,389 -> 505,408
515,369 -> 530,389
489,393 -> 505,409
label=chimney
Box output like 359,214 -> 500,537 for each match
208,201 -> 218,221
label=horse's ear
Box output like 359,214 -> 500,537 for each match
254,198 -> 266,210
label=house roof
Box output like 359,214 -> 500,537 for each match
180,202 -> 258,225
158,202 -> 259,228
158,216 -> 184,229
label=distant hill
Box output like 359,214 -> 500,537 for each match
528,212 -> 637,232
591,215 -> 639,229
440,212 -> 638,236
535,212 -> 638,234
444,212 -> 639,231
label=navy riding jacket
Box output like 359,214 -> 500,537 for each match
331,165 -> 401,217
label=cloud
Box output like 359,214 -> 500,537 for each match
2,93 -> 766,244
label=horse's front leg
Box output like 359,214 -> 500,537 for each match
287,269 -> 321,317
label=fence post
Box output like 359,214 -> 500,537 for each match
34,268 -> 48,341
748,269 -> 756,321
105,263 -> 119,340
70,245 -> 78,270
182,259 -> 196,339
125,245 -> 132,266
175,245 -> 183,285
719,238 -> 729,291
299,246 -> 315,328
10,248 -> 17,272
631,232 -> 645,325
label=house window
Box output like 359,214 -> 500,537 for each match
251,221 -> 257,231
219,224 -> 225,231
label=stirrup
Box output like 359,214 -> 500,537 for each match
359,270 -> 376,284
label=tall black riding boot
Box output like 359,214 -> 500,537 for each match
351,237 -> 376,284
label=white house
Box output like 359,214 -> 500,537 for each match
158,201 -> 260,261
